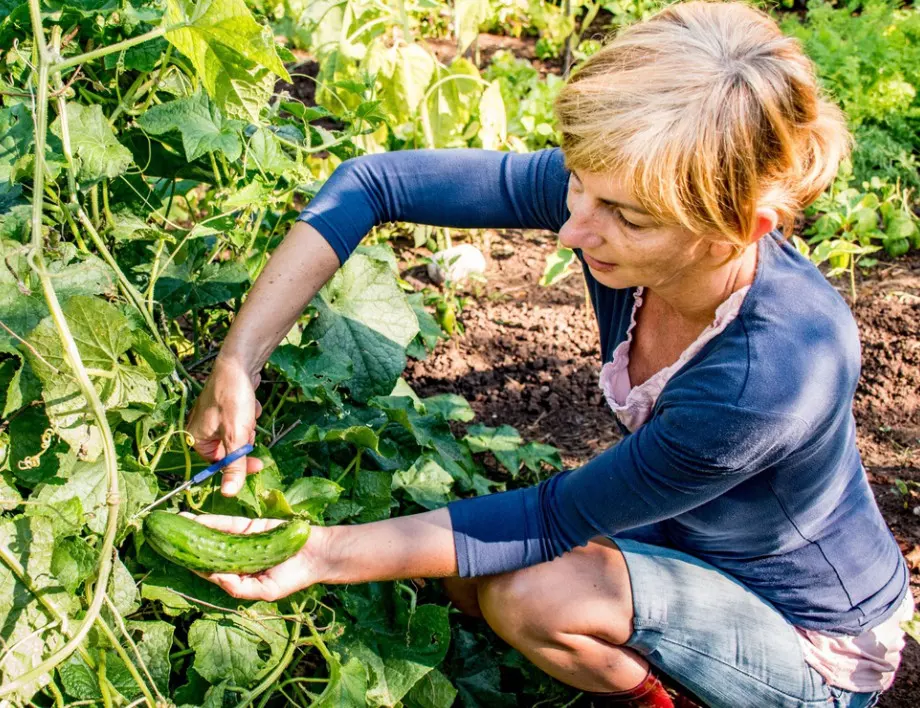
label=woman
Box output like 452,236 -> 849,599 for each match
185,2 -> 912,706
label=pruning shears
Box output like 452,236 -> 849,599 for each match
136,443 -> 255,516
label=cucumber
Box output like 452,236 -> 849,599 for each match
143,511 -> 310,574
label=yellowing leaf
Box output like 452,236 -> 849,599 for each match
163,0 -> 291,121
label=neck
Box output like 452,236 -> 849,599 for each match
649,242 -> 758,326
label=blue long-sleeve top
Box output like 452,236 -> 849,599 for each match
297,148 -> 908,634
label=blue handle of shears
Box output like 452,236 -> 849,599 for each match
190,443 -> 255,485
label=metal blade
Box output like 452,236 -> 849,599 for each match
136,479 -> 193,517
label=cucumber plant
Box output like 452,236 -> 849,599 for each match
0,0 -> 567,705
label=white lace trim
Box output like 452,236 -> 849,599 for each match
598,285 -> 751,432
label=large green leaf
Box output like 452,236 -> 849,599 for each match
0,103 -> 33,182
405,668 -> 459,708
138,91 -> 245,162
188,602 -> 287,687
313,655 -> 369,707
270,342 -> 351,407
9,404 -> 67,487
163,0 -> 291,121
24,296 -> 159,458
0,239 -> 114,352
32,455 -> 157,537
335,585 -> 451,707
154,258 -> 249,317
0,516 -> 76,701
392,456 -> 454,510
309,254 -> 418,402
50,103 -> 133,185
57,620 -> 174,701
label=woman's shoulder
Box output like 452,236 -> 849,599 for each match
674,235 -> 862,427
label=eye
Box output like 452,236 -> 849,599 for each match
612,207 -> 643,231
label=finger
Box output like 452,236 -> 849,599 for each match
254,398 -> 263,419
246,456 -> 264,475
181,513 -> 285,534
220,430 -> 253,497
209,572 -> 281,601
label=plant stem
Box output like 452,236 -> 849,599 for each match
51,26 -> 169,74
138,45 -> 173,114
102,594 -> 162,705
238,608 -> 304,708
0,3 -> 121,698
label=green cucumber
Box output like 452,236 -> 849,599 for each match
143,511 -> 310,574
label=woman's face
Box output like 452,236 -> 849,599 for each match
559,168 -> 713,290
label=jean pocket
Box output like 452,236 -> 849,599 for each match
828,687 -> 881,708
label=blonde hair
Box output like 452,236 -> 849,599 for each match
555,0 -> 852,250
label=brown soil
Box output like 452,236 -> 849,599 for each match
404,229 -> 920,707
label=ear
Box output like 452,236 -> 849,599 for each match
750,206 -> 779,244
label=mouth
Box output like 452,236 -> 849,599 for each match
583,252 -> 617,272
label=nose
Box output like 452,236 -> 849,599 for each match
559,215 -> 604,251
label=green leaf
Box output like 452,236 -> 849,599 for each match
405,668 -> 459,708
51,537 -> 100,594
465,424 -> 522,453
270,342 -> 351,406
9,404 -> 65,486
392,456 -> 454,510
335,586 -> 451,708
32,455 -> 157,538
422,393 -> 474,422
188,602 -> 287,687
188,617 -> 265,686
164,0 -> 291,121
465,424 -> 531,476
104,557 -> 140,622
447,629 -> 516,707
24,296 -> 158,458
24,493 -> 84,537
126,620 -> 175,695
313,655 -> 369,707
0,103 -> 34,182
374,396 -> 477,485
1,239 -> 114,352
2,353 -> 41,417
540,247 -> 577,286
353,468 -> 393,523
50,103 -> 133,185
0,470 -> 22,510
249,126 -> 296,174
138,91 -> 245,162
309,254 -> 419,402
58,619 -> 174,701
0,516 -> 77,701
518,441 -> 563,474
285,476 -> 343,519
140,561 -> 232,617
155,258 -> 249,317
407,293 -> 446,358
104,36 -> 170,72
454,0 -> 489,55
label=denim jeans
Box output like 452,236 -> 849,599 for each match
613,538 -> 883,708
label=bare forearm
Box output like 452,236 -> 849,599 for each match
316,508 -> 458,584
218,221 -> 340,377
